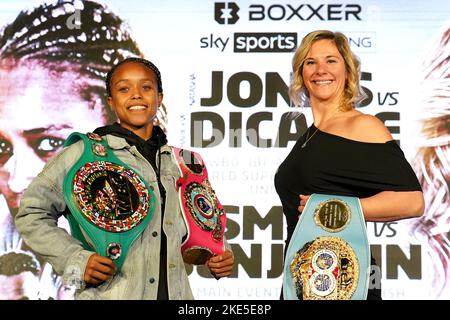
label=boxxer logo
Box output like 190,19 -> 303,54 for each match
215,2 -> 240,24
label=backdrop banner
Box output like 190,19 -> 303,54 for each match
0,0 -> 449,300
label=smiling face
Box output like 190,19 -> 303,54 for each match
107,62 -> 163,140
302,39 -> 347,107
0,61 -> 105,214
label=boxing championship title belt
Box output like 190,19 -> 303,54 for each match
172,147 -> 226,265
283,194 -> 370,300
62,132 -> 155,272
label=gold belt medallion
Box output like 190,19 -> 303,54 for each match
314,198 -> 351,232
290,236 -> 359,300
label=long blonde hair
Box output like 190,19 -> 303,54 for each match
411,22 -> 450,297
289,30 -> 364,110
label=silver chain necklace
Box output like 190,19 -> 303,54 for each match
301,126 -> 319,148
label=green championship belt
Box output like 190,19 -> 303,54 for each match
62,132 -> 155,272
283,194 -> 370,300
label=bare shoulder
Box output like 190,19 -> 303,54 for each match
348,113 -> 393,143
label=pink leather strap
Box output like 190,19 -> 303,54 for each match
172,147 -> 226,265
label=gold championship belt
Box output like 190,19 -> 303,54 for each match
282,194 -> 370,300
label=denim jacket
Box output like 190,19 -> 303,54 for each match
15,134 -> 197,299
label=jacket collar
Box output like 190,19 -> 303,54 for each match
104,134 -> 131,150
93,123 -> 168,151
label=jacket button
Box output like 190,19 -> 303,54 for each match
149,277 -> 155,284
152,231 -> 158,237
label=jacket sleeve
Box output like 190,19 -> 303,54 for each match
14,142 -> 94,288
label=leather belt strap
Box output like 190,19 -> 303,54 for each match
63,132 -> 155,272
283,193 -> 370,300
172,147 -> 226,265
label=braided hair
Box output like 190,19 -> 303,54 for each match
0,0 -> 143,124
106,57 -> 163,97
105,57 -> 168,131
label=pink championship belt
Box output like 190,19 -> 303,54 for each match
172,147 -> 226,265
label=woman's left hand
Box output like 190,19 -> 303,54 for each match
298,194 -> 310,216
207,249 -> 234,279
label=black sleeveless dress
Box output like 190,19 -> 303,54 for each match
274,124 -> 422,300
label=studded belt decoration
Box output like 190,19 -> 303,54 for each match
283,194 -> 370,300
172,147 -> 226,265
62,132 -> 155,272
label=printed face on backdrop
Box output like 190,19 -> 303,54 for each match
0,251 -> 40,299
0,60 -> 106,218
0,271 -> 40,299
0,0 -> 166,300
301,39 -> 347,106
107,62 -> 163,134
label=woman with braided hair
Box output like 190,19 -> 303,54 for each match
15,55 -> 234,299
0,0 -> 167,299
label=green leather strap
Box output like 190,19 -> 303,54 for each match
62,132 -> 155,272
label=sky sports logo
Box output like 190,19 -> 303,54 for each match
234,33 -> 297,52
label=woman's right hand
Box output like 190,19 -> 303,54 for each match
84,253 -> 116,285
298,194 -> 310,217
